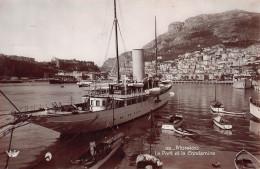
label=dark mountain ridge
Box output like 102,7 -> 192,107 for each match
102,10 -> 260,71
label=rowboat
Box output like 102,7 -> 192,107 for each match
161,114 -> 184,130
210,109 -> 246,117
210,87 -> 246,116
234,149 -> 260,169
71,132 -> 124,169
173,127 -> 195,136
136,154 -> 163,169
210,101 -> 225,113
210,86 -> 225,113
77,81 -> 92,87
213,115 -> 232,130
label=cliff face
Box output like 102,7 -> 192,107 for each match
102,10 -> 260,71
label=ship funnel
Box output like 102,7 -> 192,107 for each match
132,49 -> 145,82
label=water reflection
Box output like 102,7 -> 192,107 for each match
1,83 -> 260,169
213,124 -> 232,136
249,119 -> 260,136
28,129 -> 124,169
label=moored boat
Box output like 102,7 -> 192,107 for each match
71,132 -> 124,169
249,97 -> 260,121
252,80 -> 260,91
161,114 -> 184,130
213,115 -> 232,130
49,76 -> 77,84
0,80 -> 23,83
234,149 -> 260,169
136,154 -> 163,169
210,101 -> 225,113
233,76 -> 252,89
210,86 -> 225,113
210,87 -> 245,116
172,127 -> 195,136
49,78 -> 63,84
77,81 -> 92,87
0,77 -> 23,83
210,107 -> 246,117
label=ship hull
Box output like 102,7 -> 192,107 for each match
250,101 -> 260,121
49,79 -> 63,84
29,86 -> 172,134
233,79 -> 252,89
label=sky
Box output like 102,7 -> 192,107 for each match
0,0 -> 259,66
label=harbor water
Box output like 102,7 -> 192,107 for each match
0,82 -> 260,169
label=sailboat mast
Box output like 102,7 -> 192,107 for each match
4,128 -> 14,169
155,16 -> 158,75
114,0 -> 120,83
215,86 -> 216,102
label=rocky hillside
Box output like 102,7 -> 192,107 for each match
102,10 -> 260,71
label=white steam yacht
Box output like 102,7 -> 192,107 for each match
12,0 -> 172,134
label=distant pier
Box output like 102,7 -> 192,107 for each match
34,78 -> 51,82
172,80 -> 233,85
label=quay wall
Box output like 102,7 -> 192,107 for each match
172,80 -> 233,85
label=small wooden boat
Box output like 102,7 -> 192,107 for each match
161,114 -> 184,130
77,81 -> 92,87
161,129 -> 175,135
210,86 -> 245,116
213,115 -> 232,130
210,101 -> 225,113
234,150 -> 260,169
210,107 -> 246,117
219,110 -> 246,117
173,127 -> 195,136
136,154 -> 163,169
71,132 -> 124,169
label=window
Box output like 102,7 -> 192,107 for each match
91,100 -> 93,105
102,100 -> 105,106
96,100 -> 100,106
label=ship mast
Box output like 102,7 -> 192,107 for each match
155,16 -> 158,75
114,0 -> 120,83
215,85 -> 216,102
